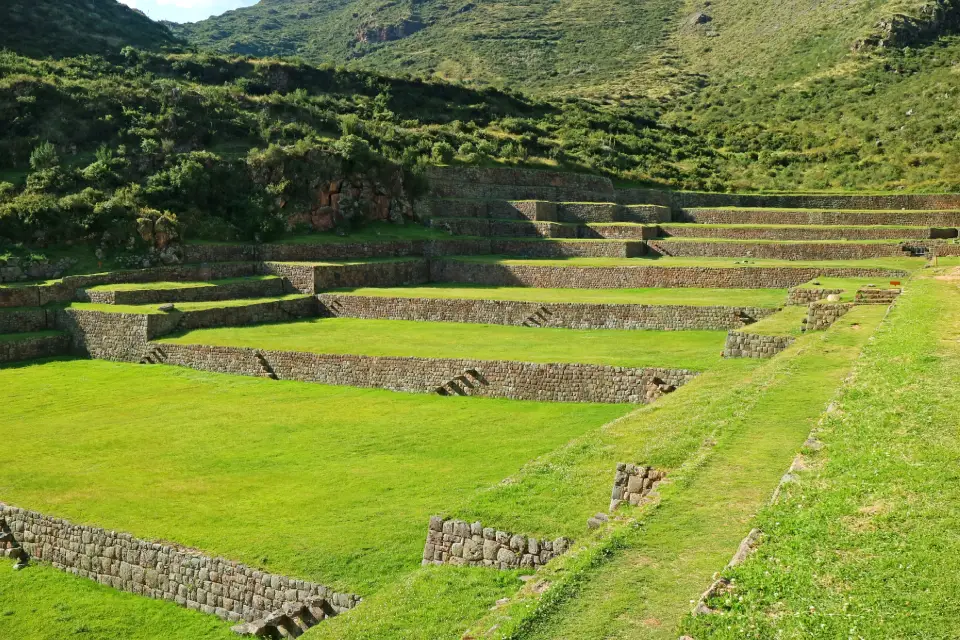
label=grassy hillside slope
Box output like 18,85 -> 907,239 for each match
0,0 -> 181,59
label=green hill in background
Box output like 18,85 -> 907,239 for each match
0,0 -> 182,59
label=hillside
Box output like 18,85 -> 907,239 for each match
0,0 -> 181,59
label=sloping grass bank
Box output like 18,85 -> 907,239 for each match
681,274 -> 960,638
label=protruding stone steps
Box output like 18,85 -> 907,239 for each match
255,351 -> 279,380
522,305 -> 554,327
435,369 -> 488,396
232,599 -> 334,638
139,345 -> 168,365
680,207 -> 960,227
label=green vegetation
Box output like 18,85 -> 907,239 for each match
85,275 -> 278,292
451,255 -> 923,270
0,359 -> 626,593
0,561 -> 234,640
161,318 -> 726,371
464,306 -> 887,640
336,284 -> 788,307
681,275 -> 960,639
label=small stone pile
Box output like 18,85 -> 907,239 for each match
610,464 -> 665,511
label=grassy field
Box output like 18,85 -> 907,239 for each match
65,294 -> 311,315
160,318 -> 727,371
335,285 -> 788,308
450,256 -> 924,270
680,274 -> 960,639
85,275 -> 279,292
0,562 -> 235,640
0,359 -> 627,595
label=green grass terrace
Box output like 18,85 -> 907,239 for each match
160,318 -> 728,371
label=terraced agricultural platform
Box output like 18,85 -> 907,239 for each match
0,166 -> 945,639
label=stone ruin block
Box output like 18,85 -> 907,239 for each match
422,516 -> 571,571
609,463 -> 665,511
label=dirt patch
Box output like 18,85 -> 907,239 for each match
934,267 -> 960,282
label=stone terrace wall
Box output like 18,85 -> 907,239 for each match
85,278 -> 285,305
0,307 -> 54,334
430,260 -> 908,290
0,333 -> 70,363
657,225 -> 946,241
318,294 -> 777,331
313,260 -> 429,291
0,503 -> 359,625
182,240 -> 494,264
489,239 -> 645,259
647,240 -> 910,261
723,331 -> 796,358
171,297 -> 318,335
786,288 -> 844,305
431,218 -> 576,238
579,225 -> 659,240
155,344 -> 697,404
261,263 -> 316,293
425,166 -> 615,202
616,188 -> 960,211
803,302 -> 855,332
680,208 -> 960,227
936,244 -> 960,256
422,517 -> 571,570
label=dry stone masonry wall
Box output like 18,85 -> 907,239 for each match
656,225 -> 950,241
787,288 -> 844,305
0,307 -> 54,334
0,333 -> 70,363
855,288 -> 902,304
318,294 -> 777,331
723,331 -> 796,359
647,240 -> 914,261
430,260 -> 907,290
609,464 -> 666,511
680,208 -> 960,227
422,517 -> 571,570
84,278 -> 284,305
803,302 -> 855,332
0,503 -> 359,625
153,344 -> 697,404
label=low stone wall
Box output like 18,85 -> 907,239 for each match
680,208 -> 960,227
318,294 -> 777,331
430,260 -> 907,290
0,333 -> 70,363
425,166 -> 615,202
803,302 -> 855,332
431,218 -> 575,238
85,278 -> 284,305
489,239 -> 645,258
616,188 -> 960,212
421,517 -> 571,570
0,285 -> 54,308
786,288 -> 844,305
0,503 -> 359,625
579,224 -> 659,240
0,307 -> 53,334
154,344 -> 697,404
259,241 -> 420,262
161,297 -> 319,336
647,240 -> 910,261
609,464 -> 665,510
56,310 -> 159,361
723,331 -> 796,358
422,239 -> 492,257
657,224 -> 946,241
854,288 -> 902,305
313,260 -> 430,291
935,244 -> 960,256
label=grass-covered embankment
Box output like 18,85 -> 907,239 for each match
160,318 -> 727,371
681,273 -> 960,638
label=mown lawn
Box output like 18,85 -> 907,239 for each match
681,274 -> 960,639
0,562 -> 235,640
0,359 -> 627,594
335,285 -> 788,308
160,318 -> 727,371
451,255 -> 924,270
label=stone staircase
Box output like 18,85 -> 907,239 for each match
855,288 -> 902,304
255,351 -> 279,380
435,369 -> 489,396
522,305 -> 555,327
139,345 -> 169,365
232,599 -> 335,638
0,518 -> 28,569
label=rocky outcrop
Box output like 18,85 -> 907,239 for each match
855,1 -> 960,49
355,17 -> 425,43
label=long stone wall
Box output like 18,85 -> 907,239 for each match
153,344 -> 697,404
422,517 -> 571,570
616,188 -> 960,212
317,294 -> 777,331
579,224 -> 659,240
170,297 -> 318,335
680,208 -> 960,227
431,218 -> 575,238
0,333 -> 70,363
0,503 -> 359,625
657,224 -> 948,241
935,244 -> 960,256
313,260 -> 430,291
786,288 -> 844,305
488,239 -> 645,258
85,278 -> 285,305
425,166 -> 615,202
430,260 -> 907,289
647,240 -> 911,261
723,331 -> 796,358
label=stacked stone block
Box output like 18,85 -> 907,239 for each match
854,288 -> 902,304
723,331 -> 796,358
786,288 -> 844,305
802,302 -> 855,332
609,464 -> 666,510
0,503 -> 359,625
422,517 -> 571,570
